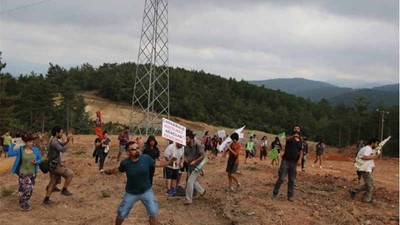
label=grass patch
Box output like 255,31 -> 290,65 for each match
1,187 -> 14,198
100,190 -> 110,198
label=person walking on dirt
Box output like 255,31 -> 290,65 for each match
349,138 -> 379,203
94,131 -> 111,173
117,128 -> 130,162
202,131 -> 213,158
1,131 -> 12,158
301,138 -> 309,172
245,136 -> 256,164
225,133 -> 242,192
184,130 -> 206,205
272,125 -> 303,202
8,133 -> 42,211
164,142 -> 184,196
271,137 -> 282,166
353,140 -> 365,183
260,136 -> 268,161
105,141 -> 176,225
211,134 -> 219,158
252,134 -> 258,159
142,136 -> 161,186
43,126 -> 74,205
312,140 -> 325,169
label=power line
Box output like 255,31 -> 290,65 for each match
0,0 -> 54,15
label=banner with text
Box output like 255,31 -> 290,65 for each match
162,118 -> 186,146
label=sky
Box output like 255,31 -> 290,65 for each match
0,0 -> 398,88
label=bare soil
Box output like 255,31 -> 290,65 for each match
0,135 -> 398,225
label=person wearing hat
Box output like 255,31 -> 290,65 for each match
183,130 -> 206,205
105,141 -> 176,225
142,136 -> 161,185
8,133 -> 43,211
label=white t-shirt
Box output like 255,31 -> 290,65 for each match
356,145 -> 375,172
164,144 -> 184,169
261,140 -> 268,148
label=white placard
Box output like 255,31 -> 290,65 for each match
218,130 -> 226,138
162,118 -> 186,146
239,133 -> 244,139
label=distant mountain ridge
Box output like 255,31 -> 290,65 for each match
249,78 -> 399,106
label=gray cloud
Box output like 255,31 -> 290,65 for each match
0,0 -> 398,86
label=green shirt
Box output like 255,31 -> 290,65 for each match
3,135 -> 11,146
246,141 -> 254,151
20,151 -> 36,175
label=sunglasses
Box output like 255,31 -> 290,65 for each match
128,148 -> 138,151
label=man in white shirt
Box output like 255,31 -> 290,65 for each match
164,142 -> 184,196
349,138 -> 379,203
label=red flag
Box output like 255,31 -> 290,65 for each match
95,111 -> 103,140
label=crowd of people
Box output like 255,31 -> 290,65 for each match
1,124 -> 383,224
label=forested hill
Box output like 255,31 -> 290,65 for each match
0,62 -> 398,156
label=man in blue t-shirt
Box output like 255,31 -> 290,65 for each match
105,141 -> 175,225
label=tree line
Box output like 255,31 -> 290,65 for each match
0,55 -> 398,156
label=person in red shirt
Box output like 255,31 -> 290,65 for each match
225,133 -> 241,192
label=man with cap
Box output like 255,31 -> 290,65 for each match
183,130 -> 206,205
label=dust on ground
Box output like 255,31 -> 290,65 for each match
0,135 -> 398,225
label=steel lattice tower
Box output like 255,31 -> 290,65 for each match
131,0 -> 169,136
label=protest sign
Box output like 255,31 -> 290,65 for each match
162,118 -> 186,146
218,130 -> 226,138
268,148 -> 279,160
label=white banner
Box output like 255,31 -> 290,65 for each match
218,125 -> 246,152
162,118 -> 186,146
218,130 -> 226,138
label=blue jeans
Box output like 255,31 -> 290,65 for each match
117,189 -> 158,219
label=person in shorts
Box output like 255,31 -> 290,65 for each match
163,142 -> 184,196
1,131 -> 12,158
43,126 -> 74,205
105,141 -> 176,225
225,133 -> 241,192
202,131 -> 213,157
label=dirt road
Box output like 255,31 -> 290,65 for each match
0,135 -> 398,225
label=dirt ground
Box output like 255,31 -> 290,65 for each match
0,135 -> 398,225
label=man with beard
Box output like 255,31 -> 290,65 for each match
272,125 -> 303,202
105,141 -> 176,225
184,130 -> 206,205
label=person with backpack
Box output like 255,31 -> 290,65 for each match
43,126 -> 74,205
225,133 -> 241,192
8,133 -> 42,211
184,130 -> 206,205
313,140 -> 325,169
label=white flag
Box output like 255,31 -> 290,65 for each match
218,125 -> 246,152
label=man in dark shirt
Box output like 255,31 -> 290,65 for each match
272,125 -> 303,202
105,141 -> 175,225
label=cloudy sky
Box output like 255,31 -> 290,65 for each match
0,0 -> 398,87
